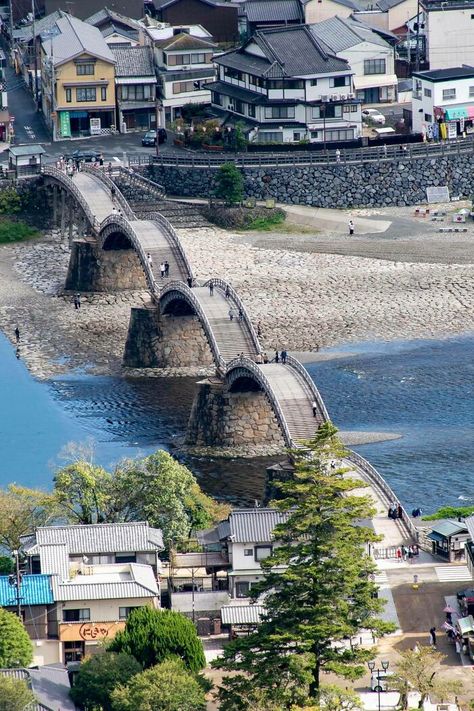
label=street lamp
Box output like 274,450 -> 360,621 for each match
368,659 -> 389,711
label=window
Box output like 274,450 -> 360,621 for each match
119,606 -> 140,619
249,74 -> 265,88
248,103 -> 256,118
255,545 -> 272,562
244,548 -> 253,556
212,91 -> 223,106
267,79 -> 303,89
63,608 -> 90,622
442,88 -> 456,100
101,86 -> 107,101
224,67 -> 244,81
235,581 -> 250,598
310,130 -> 319,139
312,104 -> 342,119
115,553 -> 136,563
234,99 -> 245,114
76,87 -> 96,102
65,88 -> 71,103
364,59 -> 386,75
424,113 -> 432,122
258,131 -> 283,143
293,131 -> 302,141
76,63 -> 94,76
310,79 -> 318,86
172,81 -> 196,94
325,128 -> 354,141
121,85 -> 150,101
264,106 -> 295,119
330,75 -> 350,88
424,87 -> 432,97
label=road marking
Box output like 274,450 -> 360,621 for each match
435,565 -> 471,582
374,571 -> 388,584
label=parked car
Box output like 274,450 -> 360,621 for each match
142,128 -> 167,146
362,108 -> 386,126
370,670 -> 394,692
63,149 -> 102,163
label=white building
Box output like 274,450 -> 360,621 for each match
310,16 -> 397,104
207,25 -> 362,144
421,0 -> 474,70
354,0 -> 418,33
304,0 -> 362,25
143,24 -> 217,125
412,66 -> 474,136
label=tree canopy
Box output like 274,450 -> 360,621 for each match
0,609 -> 33,668
214,163 -> 244,205
215,422 -> 394,709
111,658 -> 207,711
392,647 -> 462,709
0,485 -> 53,551
0,676 -> 36,711
108,607 -> 206,672
69,652 -> 141,711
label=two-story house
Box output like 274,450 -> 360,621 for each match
421,0 -> 474,70
112,46 -> 157,131
353,0 -> 418,33
411,66 -> 474,136
145,24 -> 217,124
303,0 -> 362,24
310,16 -> 397,104
85,6 -> 142,48
207,25 -> 362,144
21,522 -> 164,665
40,13 -> 117,140
152,0 -> 239,43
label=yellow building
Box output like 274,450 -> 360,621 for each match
40,13 -> 116,140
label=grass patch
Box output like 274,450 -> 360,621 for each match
0,219 -> 41,244
245,212 -> 286,231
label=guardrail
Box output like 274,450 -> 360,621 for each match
203,278 -> 261,355
226,355 -> 293,446
285,354 -> 330,423
81,165 -> 135,221
42,165 -> 100,233
115,166 -> 166,199
160,281 -> 226,373
346,450 -> 418,542
151,213 -> 194,282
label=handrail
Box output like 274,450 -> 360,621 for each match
81,165 -> 135,221
41,165 -> 100,232
203,278 -> 260,355
160,281 -> 226,373
346,450 -> 418,542
150,213 -> 194,282
225,356 -> 293,447
115,166 -> 166,198
285,354 -> 330,422
100,214 -> 156,293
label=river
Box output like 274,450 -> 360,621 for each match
1,331 -> 473,512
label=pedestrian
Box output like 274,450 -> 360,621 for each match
257,321 -> 262,337
255,352 -> 263,364
164,260 -> 169,277
402,545 -> 408,561
15,347 -> 20,360
455,638 -> 462,654
429,627 -> 437,647
312,400 -> 317,417
335,148 -> 341,163
388,505 -> 395,519
160,262 -> 165,278
229,308 -> 234,321
107,162 -> 112,175
187,277 -> 193,288
147,253 -> 153,270
111,185 -> 116,202
396,547 -> 402,561
73,294 -> 78,309
209,282 -> 214,296
76,293 -> 81,308
238,308 -> 243,321
408,547 -> 413,563
99,154 -> 104,167
397,503 -> 403,520
225,285 -> 230,299
14,326 -> 20,342
275,350 -> 279,363
263,352 -> 269,363
348,219 -> 354,236
281,350 -> 287,364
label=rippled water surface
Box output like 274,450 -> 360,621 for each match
1,332 -> 473,511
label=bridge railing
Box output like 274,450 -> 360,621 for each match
42,165 -> 100,232
203,278 -> 260,355
115,166 -> 166,199
161,281 -> 226,373
100,214 -> 156,293
151,213 -> 194,282
346,450 -> 418,542
81,165 -> 135,221
285,354 -> 330,422
226,356 -> 293,447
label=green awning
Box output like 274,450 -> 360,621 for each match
445,107 -> 468,120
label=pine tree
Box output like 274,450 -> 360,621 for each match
214,163 -> 244,205
215,422 -> 395,709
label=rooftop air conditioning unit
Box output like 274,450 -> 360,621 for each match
320,94 -> 328,101
331,93 -> 339,101
340,93 -> 347,100
348,92 -> 355,100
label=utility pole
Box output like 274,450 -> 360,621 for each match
10,550 -> 22,619
32,0 -> 39,107
8,0 -> 13,48
414,0 -> 421,72
155,98 -> 160,156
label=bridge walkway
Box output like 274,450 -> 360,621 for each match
130,220 -> 189,286
72,171 -> 116,224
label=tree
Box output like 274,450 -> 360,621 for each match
0,187 -> 21,215
53,461 -> 114,524
0,485 -> 53,551
111,658 -> 207,711
214,422 -> 394,709
392,647 -> 462,709
214,163 -> 244,205
0,676 -> 36,711
69,652 -> 141,711
108,607 -> 206,672
0,609 -> 33,668
0,557 -> 13,575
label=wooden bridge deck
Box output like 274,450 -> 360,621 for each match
72,172 -> 116,223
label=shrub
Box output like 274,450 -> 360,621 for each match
0,608 -> 33,668
70,652 -> 141,711
0,219 -> 40,244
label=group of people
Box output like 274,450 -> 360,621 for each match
57,155 -> 105,176
395,544 -> 419,562
146,253 -> 170,279
388,503 -> 403,520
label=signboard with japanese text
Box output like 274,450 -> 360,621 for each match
90,118 -> 101,135
59,620 -> 126,642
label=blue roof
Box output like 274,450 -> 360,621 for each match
0,574 -> 53,607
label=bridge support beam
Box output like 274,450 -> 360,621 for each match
185,379 -> 285,452
65,240 -> 148,293
123,306 -> 215,369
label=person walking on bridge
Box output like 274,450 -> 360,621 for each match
209,282 -> 214,296
164,260 -> 169,277
238,308 -> 243,321
146,253 -> 153,270
312,400 -> 318,417
348,219 -> 354,236
274,351 -> 279,363
14,326 -> 20,343
228,308 -> 235,321
281,350 -> 287,364
160,262 -> 166,278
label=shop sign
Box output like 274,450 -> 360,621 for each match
59,111 -> 71,138
447,121 -> 457,139
90,118 -> 101,135
59,620 -> 125,642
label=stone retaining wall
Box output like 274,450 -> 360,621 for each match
66,240 -> 147,293
147,153 -> 474,208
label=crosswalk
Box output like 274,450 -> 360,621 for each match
373,571 -> 389,584
435,565 -> 472,582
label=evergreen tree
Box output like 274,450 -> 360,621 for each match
214,163 -> 244,205
109,607 -> 206,672
0,609 -> 33,668
215,422 -> 395,709
69,652 -> 141,711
